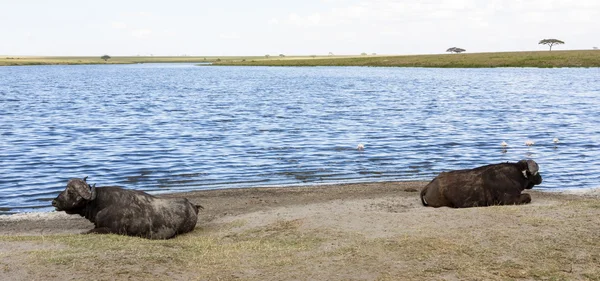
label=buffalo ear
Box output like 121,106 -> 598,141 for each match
71,178 -> 94,200
516,160 -> 530,178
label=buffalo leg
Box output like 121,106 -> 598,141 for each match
500,193 -> 531,205
518,193 -> 532,204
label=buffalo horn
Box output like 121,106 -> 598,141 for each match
89,183 -> 97,200
72,178 -> 94,200
526,160 -> 539,175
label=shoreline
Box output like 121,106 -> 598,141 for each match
2,180 -> 600,220
2,180 -> 599,220
1,180 -> 599,232
0,181 -> 425,230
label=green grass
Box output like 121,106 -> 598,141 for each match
2,50 -> 599,67
214,50 -> 600,68
0,56 -> 263,66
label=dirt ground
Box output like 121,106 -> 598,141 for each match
1,181 -> 599,280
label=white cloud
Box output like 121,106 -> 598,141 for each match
286,12 -> 323,27
276,0 -> 600,29
108,12 -> 170,40
263,0 -> 599,54
111,22 -> 127,29
2,0 -> 598,56
131,29 -> 152,38
219,32 -> 241,40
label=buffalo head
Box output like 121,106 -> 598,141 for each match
52,177 -> 97,211
518,159 -> 542,189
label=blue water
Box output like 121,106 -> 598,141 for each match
1,64 -> 599,214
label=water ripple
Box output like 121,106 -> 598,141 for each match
1,65 -> 599,213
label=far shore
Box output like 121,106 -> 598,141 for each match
2,50 -> 600,68
1,181 -> 599,280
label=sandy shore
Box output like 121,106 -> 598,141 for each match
1,181 -> 599,280
0,181 -> 424,236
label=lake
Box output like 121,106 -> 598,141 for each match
1,64 -> 599,214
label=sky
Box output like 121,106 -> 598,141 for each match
1,0 -> 599,56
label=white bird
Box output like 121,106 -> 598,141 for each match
553,138 -> 559,144
525,140 -> 535,146
501,141 -> 508,147
357,143 -> 365,151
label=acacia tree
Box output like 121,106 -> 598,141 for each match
446,47 -> 466,53
539,39 -> 564,51
101,55 -> 111,61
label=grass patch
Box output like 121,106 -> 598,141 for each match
1,192 -> 599,280
320,227 -> 600,280
2,50 -> 599,67
214,50 -> 600,68
0,56 -> 262,66
2,222 -> 599,280
0,219 -> 326,280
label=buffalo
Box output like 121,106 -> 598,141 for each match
420,160 -> 542,208
52,177 -> 202,239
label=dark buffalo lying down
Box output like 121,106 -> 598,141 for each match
52,177 -> 202,239
420,160 -> 543,208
